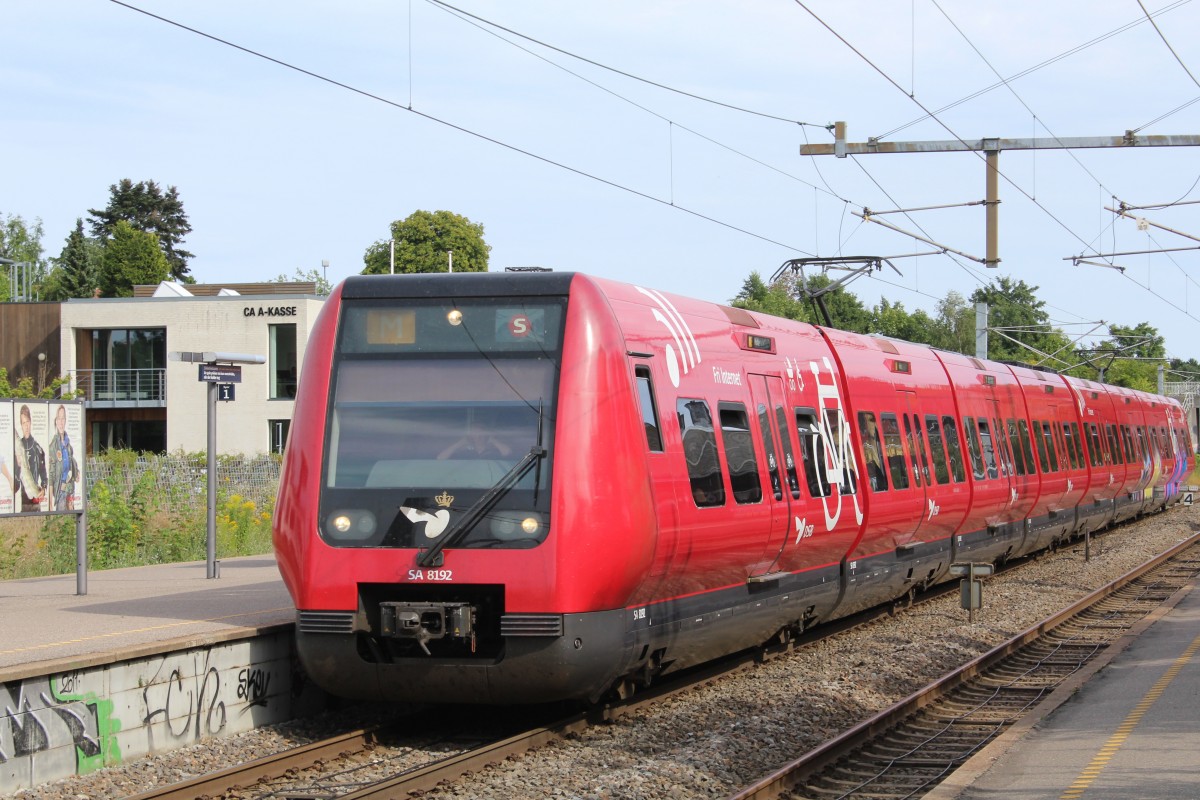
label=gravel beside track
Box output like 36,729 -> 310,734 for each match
13,504 -> 1198,800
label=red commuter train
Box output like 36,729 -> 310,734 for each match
273,271 -> 1193,704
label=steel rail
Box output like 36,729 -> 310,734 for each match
125,725 -> 384,800
726,531 -> 1200,800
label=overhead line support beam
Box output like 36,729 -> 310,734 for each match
804,124 -> 1200,272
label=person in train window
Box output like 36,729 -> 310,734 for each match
437,419 -> 513,460
859,412 -> 887,491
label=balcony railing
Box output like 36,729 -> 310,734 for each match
70,369 -> 167,407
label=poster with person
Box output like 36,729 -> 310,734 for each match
12,401 -> 49,513
48,403 -> 84,511
0,402 -> 13,516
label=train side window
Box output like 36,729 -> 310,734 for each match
1006,419 -> 1028,476
911,415 -> 932,485
902,415 -> 923,486
977,419 -> 1000,480
1087,423 -> 1104,467
1060,423 -> 1078,470
995,417 -> 1016,477
1032,419 -> 1051,473
1149,427 -> 1162,459
775,407 -> 801,499
677,398 -> 725,507
1136,427 -> 1148,464
964,417 -> 986,480
859,411 -> 888,492
924,415 -> 951,484
1053,423 -> 1070,471
635,367 -> 663,452
1017,420 -> 1037,474
880,413 -> 909,489
796,410 -> 829,498
825,408 -> 858,494
757,402 -> 783,501
1121,425 -> 1136,463
1070,422 -> 1085,468
1105,424 -> 1123,465
720,403 -> 762,504
1040,421 -> 1059,472
942,416 -> 967,483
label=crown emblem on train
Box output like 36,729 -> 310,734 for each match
435,490 -> 454,508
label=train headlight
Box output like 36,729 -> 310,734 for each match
324,510 -> 377,541
447,309 -> 463,326
489,511 -> 544,540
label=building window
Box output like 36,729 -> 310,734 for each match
92,420 -> 166,453
269,419 -> 291,454
90,328 -> 166,401
269,324 -> 298,399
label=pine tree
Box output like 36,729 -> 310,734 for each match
88,179 -> 194,281
52,218 -> 102,298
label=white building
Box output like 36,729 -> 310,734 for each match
59,282 -> 325,455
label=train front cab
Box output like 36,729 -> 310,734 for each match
278,272 -> 663,705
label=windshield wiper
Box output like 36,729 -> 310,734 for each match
417,445 -> 546,568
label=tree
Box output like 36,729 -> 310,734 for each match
98,220 -> 171,297
274,267 -> 332,295
362,210 -> 490,275
43,218 -> 103,300
969,276 -> 1075,367
935,290 -> 977,355
733,271 -> 873,332
0,212 -> 46,302
1092,322 -> 1165,389
88,179 -> 194,281
731,272 -> 813,321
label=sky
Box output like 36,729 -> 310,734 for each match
5,1 -> 1200,363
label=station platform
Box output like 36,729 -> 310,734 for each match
0,554 -> 294,682
932,573 -> 1200,799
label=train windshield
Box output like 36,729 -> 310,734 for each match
320,297 -> 563,550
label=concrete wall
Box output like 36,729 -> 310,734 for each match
0,631 -> 327,793
60,295 -> 325,454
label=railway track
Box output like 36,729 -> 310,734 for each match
728,533 -> 1200,800
124,526 -> 1197,800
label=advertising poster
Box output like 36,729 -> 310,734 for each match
12,401 -> 49,513
48,403 -> 84,511
0,402 -> 12,515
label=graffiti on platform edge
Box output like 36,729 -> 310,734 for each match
0,675 -> 123,775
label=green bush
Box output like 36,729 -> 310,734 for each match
0,450 -> 280,579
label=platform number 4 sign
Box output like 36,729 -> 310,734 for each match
1185,491 -> 1194,507
218,383 -> 236,402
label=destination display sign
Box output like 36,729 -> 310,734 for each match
198,364 -> 243,383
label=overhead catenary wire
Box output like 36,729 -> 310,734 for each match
876,0 -> 1195,141
793,0 -> 1199,342
424,0 -> 828,128
107,0 -> 815,257
426,0 -> 842,201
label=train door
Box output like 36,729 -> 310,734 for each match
748,374 -> 793,577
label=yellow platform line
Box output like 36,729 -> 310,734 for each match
0,606 -> 295,657
1059,631 -> 1200,799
